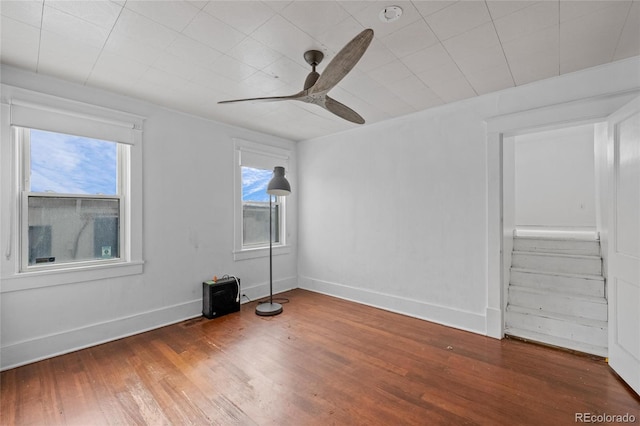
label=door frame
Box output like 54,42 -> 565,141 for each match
484,89 -> 639,339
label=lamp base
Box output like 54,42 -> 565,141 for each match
255,302 -> 283,316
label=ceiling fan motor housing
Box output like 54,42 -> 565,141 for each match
303,50 -> 324,90
304,50 -> 324,67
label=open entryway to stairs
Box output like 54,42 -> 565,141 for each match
505,234 -> 607,356
493,92 -> 640,395
502,123 -> 608,357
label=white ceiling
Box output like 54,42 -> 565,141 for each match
1,1 -> 639,141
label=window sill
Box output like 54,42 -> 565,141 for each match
233,245 -> 291,261
0,260 -> 144,293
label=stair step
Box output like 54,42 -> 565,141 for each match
508,285 -> 607,321
511,251 -> 601,276
513,237 -> 600,256
510,268 -> 605,297
505,305 -> 608,347
505,327 -> 607,357
514,229 -> 598,240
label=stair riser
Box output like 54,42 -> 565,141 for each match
514,238 -> 600,256
512,253 -> 601,275
510,270 -> 605,297
505,327 -> 608,357
508,288 -> 607,321
505,310 -> 608,347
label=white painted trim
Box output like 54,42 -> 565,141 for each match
1,261 -> 144,293
486,131 -> 504,338
233,244 -> 291,261
514,229 -> 599,240
10,98 -> 138,130
485,307 -> 502,339
2,85 -> 145,144
0,85 -> 146,125
240,276 -> 297,303
299,276 -> 486,335
0,274 -> 298,370
487,90 -> 640,135
0,299 -> 201,371
502,136 -> 516,336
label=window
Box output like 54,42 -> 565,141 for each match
19,128 -> 124,269
234,139 -> 291,260
242,166 -> 281,247
0,86 -> 144,290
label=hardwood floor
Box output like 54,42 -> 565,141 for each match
1,289 -> 638,425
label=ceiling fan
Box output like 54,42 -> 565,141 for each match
218,29 -> 374,124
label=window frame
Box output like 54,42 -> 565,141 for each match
241,166 -> 285,248
233,139 -> 291,261
18,127 -> 128,272
0,85 -> 144,291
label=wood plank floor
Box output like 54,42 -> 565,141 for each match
1,289 -> 638,425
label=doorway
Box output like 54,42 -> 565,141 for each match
485,91 -> 640,396
502,124 -> 607,356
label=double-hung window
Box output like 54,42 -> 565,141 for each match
234,139 -> 291,260
1,87 -> 144,289
241,166 -> 282,247
19,128 -> 124,269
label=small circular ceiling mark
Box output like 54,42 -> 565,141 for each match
379,6 -> 403,23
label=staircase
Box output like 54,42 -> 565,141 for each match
505,235 -> 607,357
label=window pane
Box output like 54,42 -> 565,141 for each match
28,196 -> 119,265
242,203 -> 279,246
30,129 -> 117,195
242,166 -> 271,202
28,225 -> 52,265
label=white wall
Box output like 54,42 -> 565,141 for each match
297,102 -> 490,332
514,125 -> 596,230
297,56 -> 640,336
2,57 -> 638,368
0,66 -> 298,370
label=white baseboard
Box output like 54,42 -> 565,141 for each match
2,275 -> 485,370
239,276 -> 297,303
1,299 -> 201,371
299,276 -> 487,335
1,276 -> 298,371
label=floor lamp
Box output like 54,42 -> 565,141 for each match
256,166 -> 291,316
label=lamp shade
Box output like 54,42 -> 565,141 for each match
267,166 -> 291,196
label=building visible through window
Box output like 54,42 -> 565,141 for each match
22,128 -> 122,267
241,166 -> 281,247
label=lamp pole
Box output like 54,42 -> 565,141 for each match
256,166 -> 290,316
269,194 -> 273,305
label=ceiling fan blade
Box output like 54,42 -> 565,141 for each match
310,28 -> 374,94
218,93 -> 302,104
323,96 -> 365,124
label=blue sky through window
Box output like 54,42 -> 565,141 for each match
30,129 -> 117,195
242,167 -> 271,202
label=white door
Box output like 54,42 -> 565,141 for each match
607,96 -> 640,396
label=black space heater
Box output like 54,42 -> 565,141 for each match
202,276 -> 240,319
